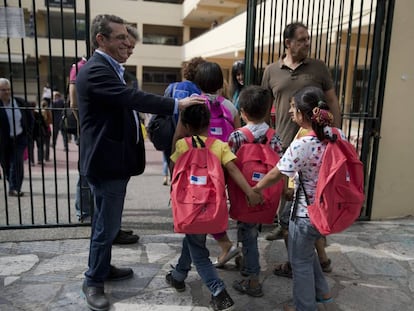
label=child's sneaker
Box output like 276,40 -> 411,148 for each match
210,289 -> 235,311
165,272 -> 186,292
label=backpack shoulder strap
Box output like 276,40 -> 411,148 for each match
204,136 -> 216,149
238,127 -> 254,143
265,128 -> 276,144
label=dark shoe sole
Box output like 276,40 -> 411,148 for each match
166,272 -> 186,292
232,280 -> 264,297
106,267 -> 133,281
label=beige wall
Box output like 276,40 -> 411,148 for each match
371,0 -> 414,219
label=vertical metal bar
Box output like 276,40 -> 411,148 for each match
278,0 -> 284,57
245,0 -> 257,86
300,0 -> 305,22
85,0 -> 91,58
333,0 -> 345,100
339,0 -> 354,120
325,0 -> 335,67
365,0 -> 395,220
267,0 -> 275,65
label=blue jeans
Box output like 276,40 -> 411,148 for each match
84,176 -> 130,287
75,174 -> 92,220
288,217 -> 329,311
172,234 -> 226,296
8,134 -> 27,192
237,222 -> 260,278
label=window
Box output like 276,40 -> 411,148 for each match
142,67 -> 180,84
142,24 -> 182,46
47,12 -> 86,40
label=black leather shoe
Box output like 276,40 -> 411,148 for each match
119,228 -> 134,235
113,230 -> 139,244
8,190 -> 24,197
82,281 -> 109,311
106,265 -> 133,281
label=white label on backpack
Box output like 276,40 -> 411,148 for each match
210,127 -> 223,136
252,172 -> 265,182
190,175 -> 207,185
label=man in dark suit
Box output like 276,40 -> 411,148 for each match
76,14 -> 204,311
0,78 -> 34,197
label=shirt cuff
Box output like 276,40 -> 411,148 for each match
173,99 -> 179,115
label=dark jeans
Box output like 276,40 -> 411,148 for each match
84,176 -> 130,287
7,134 -> 27,192
75,174 -> 93,220
172,234 -> 226,296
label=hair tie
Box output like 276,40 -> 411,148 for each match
317,100 -> 325,107
311,107 -> 334,126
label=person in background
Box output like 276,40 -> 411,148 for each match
41,99 -> 52,162
32,100 -> 49,165
162,56 -> 206,185
51,91 -> 68,151
253,86 -> 336,311
0,78 -> 34,197
68,58 -> 92,223
76,14 -> 204,311
261,22 -> 340,276
230,60 -> 245,112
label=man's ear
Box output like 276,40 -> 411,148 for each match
96,33 -> 106,46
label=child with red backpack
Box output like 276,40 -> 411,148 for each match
172,61 -> 242,268
227,85 -> 284,297
253,86 -> 339,311
167,104 -> 262,311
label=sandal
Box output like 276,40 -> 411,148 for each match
273,262 -> 292,278
214,245 -> 241,268
320,258 -> 332,273
232,279 -> 264,297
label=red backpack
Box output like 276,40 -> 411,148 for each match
170,136 -> 228,234
228,127 -> 284,224
300,128 -> 365,235
202,95 -> 234,142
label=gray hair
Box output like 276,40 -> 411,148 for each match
91,14 -> 125,50
0,78 -> 11,86
126,24 -> 140,42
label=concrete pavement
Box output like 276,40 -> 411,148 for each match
0,142 -> 413,311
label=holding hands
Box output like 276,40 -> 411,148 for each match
246,188 -> 264,206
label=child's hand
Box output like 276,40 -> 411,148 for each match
284,188 -> 294,201
247,189 -> 263,206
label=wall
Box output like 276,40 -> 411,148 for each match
371,0 -> 414,219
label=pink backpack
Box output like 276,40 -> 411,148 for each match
170,136 -> 228,234
202,95 -> 234,142
300,128 -> 365,235
228,127 -> 284,224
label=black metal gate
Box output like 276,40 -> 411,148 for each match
0,0 -> 91,229
244,0 -> 394,220
0,0 -> 394,229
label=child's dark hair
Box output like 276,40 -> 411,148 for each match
180,104 -> 211,135
194,62 -> 224,94
292,86 -> 334,141
238,85 -> 271,121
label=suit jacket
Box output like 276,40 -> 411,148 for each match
0,97 -> 33,168
76,52 -> 176,179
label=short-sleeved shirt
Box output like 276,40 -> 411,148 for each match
261,58 -> 334,149
277,126 -> 346,217
171,135 -> 236,166
228,122 -> 283,158
69,58 -> 87,84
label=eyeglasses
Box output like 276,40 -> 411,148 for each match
101,33 -> 129,42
